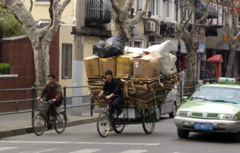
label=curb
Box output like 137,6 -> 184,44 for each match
0,117 -> 98,139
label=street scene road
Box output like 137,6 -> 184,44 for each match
0,116 -> 239,153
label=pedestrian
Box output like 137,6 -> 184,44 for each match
160,20 -> 166,37
178,67 -> 185,82
37,74 -> 63,129
200,66 -> 209,82
178,67 -> 185,96
98,70 -> 123,127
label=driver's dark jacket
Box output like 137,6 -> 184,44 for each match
102,78 -> 122,96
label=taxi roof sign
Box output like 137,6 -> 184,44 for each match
218,77 -> 236,84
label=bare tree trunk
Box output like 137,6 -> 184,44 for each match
33,44 -> 50,87
110,0 -> 150,45
225,45 -> 236,77
3,0 -> 70,87
223,1 -> 240,77
181,29 -> 199,94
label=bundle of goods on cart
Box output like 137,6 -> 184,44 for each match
85,36 -> 178,109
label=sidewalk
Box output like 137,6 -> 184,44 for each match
0,106 -> 99,139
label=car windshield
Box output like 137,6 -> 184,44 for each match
190,86 -> 240,104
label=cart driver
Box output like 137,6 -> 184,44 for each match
98,70 -> 123,119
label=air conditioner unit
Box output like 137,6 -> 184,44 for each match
145,21 -> 156,32
85,0 -> 112,24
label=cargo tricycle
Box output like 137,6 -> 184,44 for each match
95,96 -> 155,137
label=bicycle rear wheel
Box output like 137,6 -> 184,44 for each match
97,112 -> 110,137
54,112 -> 67,134
33,113 -> 46,136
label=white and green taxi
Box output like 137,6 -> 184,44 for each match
174,78 -> 240,141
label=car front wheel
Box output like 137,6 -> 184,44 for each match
177,129 -> 189,138
233,132 -> 240,142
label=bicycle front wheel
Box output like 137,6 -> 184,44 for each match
33,113 -> 46,136
54,112 -> 67,134
97,112 -> 110,137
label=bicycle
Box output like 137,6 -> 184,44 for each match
32,99 -> 67,136
96,96 -> 125,137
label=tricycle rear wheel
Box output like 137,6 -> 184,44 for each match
113,124 -> 125,134
142,109 -> 155,134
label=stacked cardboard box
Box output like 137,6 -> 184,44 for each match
119,75 -> 176,109
116,54 -> 137,78
133,53 -> 161,78
99,57 -> 117,76
84,56 -> 100,78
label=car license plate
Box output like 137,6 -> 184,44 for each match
194,123 -> 213,130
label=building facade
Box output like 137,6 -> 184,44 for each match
2,0 -> 240,112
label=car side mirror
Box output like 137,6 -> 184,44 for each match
181,96 -> 189,102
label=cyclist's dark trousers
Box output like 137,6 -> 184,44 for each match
48,102 -> 57,117
108,96 -> 123,125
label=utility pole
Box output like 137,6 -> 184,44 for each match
72,0 -> 85,116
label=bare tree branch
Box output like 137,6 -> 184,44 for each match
123,0 -> 133,12
29,0 -> 33,12
196,0 -> 212,24
130,0 -> 150,25
45,0 -> 71,43
3,0 -> 40,46
110,0 -> 122,15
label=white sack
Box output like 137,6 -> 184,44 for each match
124,46 -> 149,56
170,53 -> 177,74
147,40 -> 173,76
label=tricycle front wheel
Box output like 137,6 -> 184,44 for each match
97,112 -> 110,137
142,109 -> 155,134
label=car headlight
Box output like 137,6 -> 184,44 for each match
176,111 -> 190,117
219,114 -> 238,120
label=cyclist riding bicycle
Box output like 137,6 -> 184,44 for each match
37,74 -> 63,129
98,70 -> 124,125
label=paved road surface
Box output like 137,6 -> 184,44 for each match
0,116 -> 239,153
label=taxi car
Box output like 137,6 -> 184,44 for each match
174,78 -> 240,141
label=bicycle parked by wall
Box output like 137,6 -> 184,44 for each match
32,99 -> 67,136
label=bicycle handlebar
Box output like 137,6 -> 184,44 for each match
39,99 -> 53,103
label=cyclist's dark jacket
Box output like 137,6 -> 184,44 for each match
40,81 -> 63,107
102,78 -> 122,96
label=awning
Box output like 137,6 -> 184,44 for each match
236,8 -> 240,14
206,54 -> 223,63
195,0 -> 218,19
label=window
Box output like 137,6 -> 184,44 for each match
218,6 -> 222,25
134,0 -> 161,18
212,4 -> 218,24
148,0 -> 161,17
133,40 -> 144,48
62,44 -> 72,79
133,0 -> 144,14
